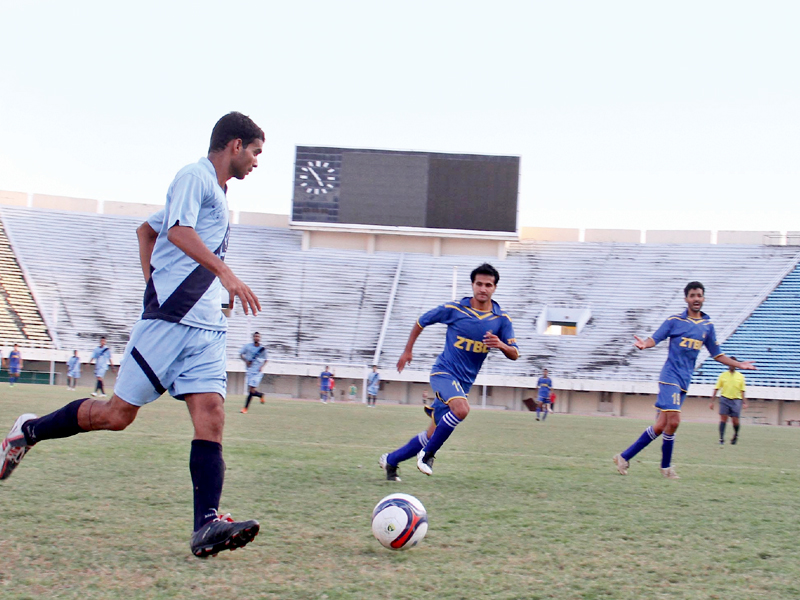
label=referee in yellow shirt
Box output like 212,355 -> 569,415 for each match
709,357 -> 748,445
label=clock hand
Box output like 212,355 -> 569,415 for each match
307,167 -> 323,185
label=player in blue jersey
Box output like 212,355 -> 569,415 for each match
535,368 -> 552,421
613,282 -> 756,479
89,337 -> 114,397
6,344 -> 22,386
319,367 -> 333,403
1,112 -> 265,558
367,365 -> 380,407
379,263 -> 519,481
240,332 -> 268,414
67,350 -> 81,390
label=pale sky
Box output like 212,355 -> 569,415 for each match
1,0 -> 798,232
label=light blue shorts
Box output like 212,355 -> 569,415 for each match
246,371 -> 264,389
655,383 -> 686,412
95,366 -> 109,378
68,370 -> 81,379
114,319 -> 227,407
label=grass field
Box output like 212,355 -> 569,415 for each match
1,385 -> 799,600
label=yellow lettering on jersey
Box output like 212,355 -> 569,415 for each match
454,336 -> 490,354
679,337 -> 703,350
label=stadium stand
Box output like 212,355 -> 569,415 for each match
2,205 -> 799,390
694,262 -> 800,387
0,216 -> 53,347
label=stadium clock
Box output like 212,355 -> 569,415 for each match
298,160 -> 338,195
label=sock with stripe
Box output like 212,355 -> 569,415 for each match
661,434 -> 675,468
190,440 -> 225,531
22,398 -> 88,445
424,410 -> 463,457
621,426 -> 659,461
386,431 -> 429,466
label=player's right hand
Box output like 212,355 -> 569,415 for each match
397,351 -> 413,373
220,270 -> 261,316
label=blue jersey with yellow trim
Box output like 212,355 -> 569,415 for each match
418,296 -> 518,388
651,309 -> 721,392
320,370 -> 333,391
537,377 -> 552,399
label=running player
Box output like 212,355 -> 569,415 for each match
319,366 -> 333,403
240,332 -> 268,414
1,112 -> 264,558
613,282 -> 755,479
67,350 -> 81,390
367,365 -> 380,407
6,344 -> 22,386
379,263 -> 519,480
535,368 -> 552,421
89,337 -> 113,397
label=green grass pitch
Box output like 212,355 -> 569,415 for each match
1,385 -> 798,599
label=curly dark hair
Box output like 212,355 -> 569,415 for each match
684,281 -> 704,297
208,112 -> 265,153
470,263 -> 500,284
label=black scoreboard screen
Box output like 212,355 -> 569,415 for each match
291,147 -> 519,232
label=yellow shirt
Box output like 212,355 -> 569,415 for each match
715,370 -> 746,399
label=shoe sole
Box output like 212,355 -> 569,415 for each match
193,522 -> 260,558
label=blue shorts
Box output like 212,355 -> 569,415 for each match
68,370 -> 80,379
246,372 -> 264,389
719,397 -> 743,418
655,383 -> 686,412
114,319 -> 227,407
8,369 -> 20,376
538,397 -> 552,405
425,372 -> 470,425
95,366 -> 109,378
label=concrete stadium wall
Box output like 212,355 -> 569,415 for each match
309,230 -> 371,251
584,229 -> 641,243
441,238 -> 502,257
645,230 -> 712,244
103,201 -> 163,218
519,227 -> 580,242
32,193 -> 98,213
239,212 -> 290,228
0,190 -> 28,206
717,231 -> 779,245
374,234 -> 432,254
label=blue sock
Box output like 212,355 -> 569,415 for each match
387,431 -> 429,466
22,398 -> 88,445
621,426 -> 658,461
190,440 -> 225,531
424,410 -> 462,457
536,407 -> 541,418
661,434 -> 675,468
541,409 -> 548,421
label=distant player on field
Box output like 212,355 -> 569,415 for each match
380,263 -> 519,481
89,337 -> 113,397
367,365 -> 380,407
67,350 -> 81,390
535,368 -> 552,421
1,112 -> 264,558
240,331 -> 268,414
709,359 -> 747,445
5,344 -> 22,387
319,366 -> 333,403
613,282 -> 755,479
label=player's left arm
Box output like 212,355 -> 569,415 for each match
136,220 -> 159,283
484,317 -> 519,361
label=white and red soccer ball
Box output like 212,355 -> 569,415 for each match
371,493 -> 428,550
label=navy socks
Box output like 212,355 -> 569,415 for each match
661,434 -> 675,468
190,440 -> 225,531
621,426 -> 658,462
424,410 -> 462,457
387,431 -> 429,466
22,398 -> 88,445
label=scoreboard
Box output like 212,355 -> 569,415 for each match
291,146 -> 519,233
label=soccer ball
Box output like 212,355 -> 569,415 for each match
371,493 -> 428,550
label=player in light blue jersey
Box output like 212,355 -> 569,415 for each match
1,112 -> 265,558
380,263 -> 519,481
367,365 -> 380,407
535,369 -> 552,421
67,350 -> 81,390
6,344 -> 22,386
89,337 -> 114,397
613,282 -> 756,479
240,332 -> 268,414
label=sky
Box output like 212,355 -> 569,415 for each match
0,0 -> 798,232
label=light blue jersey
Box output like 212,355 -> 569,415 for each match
367,371 -> 380,395
67,356 -> 81,378
142,157 -> 230,331
92,346 -> 112,371
240,343 -> 268,374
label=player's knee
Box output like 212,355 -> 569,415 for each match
106,409 -> 137,431
451,403 -> 470,420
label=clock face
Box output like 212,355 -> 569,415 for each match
298,160 -> 338,195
